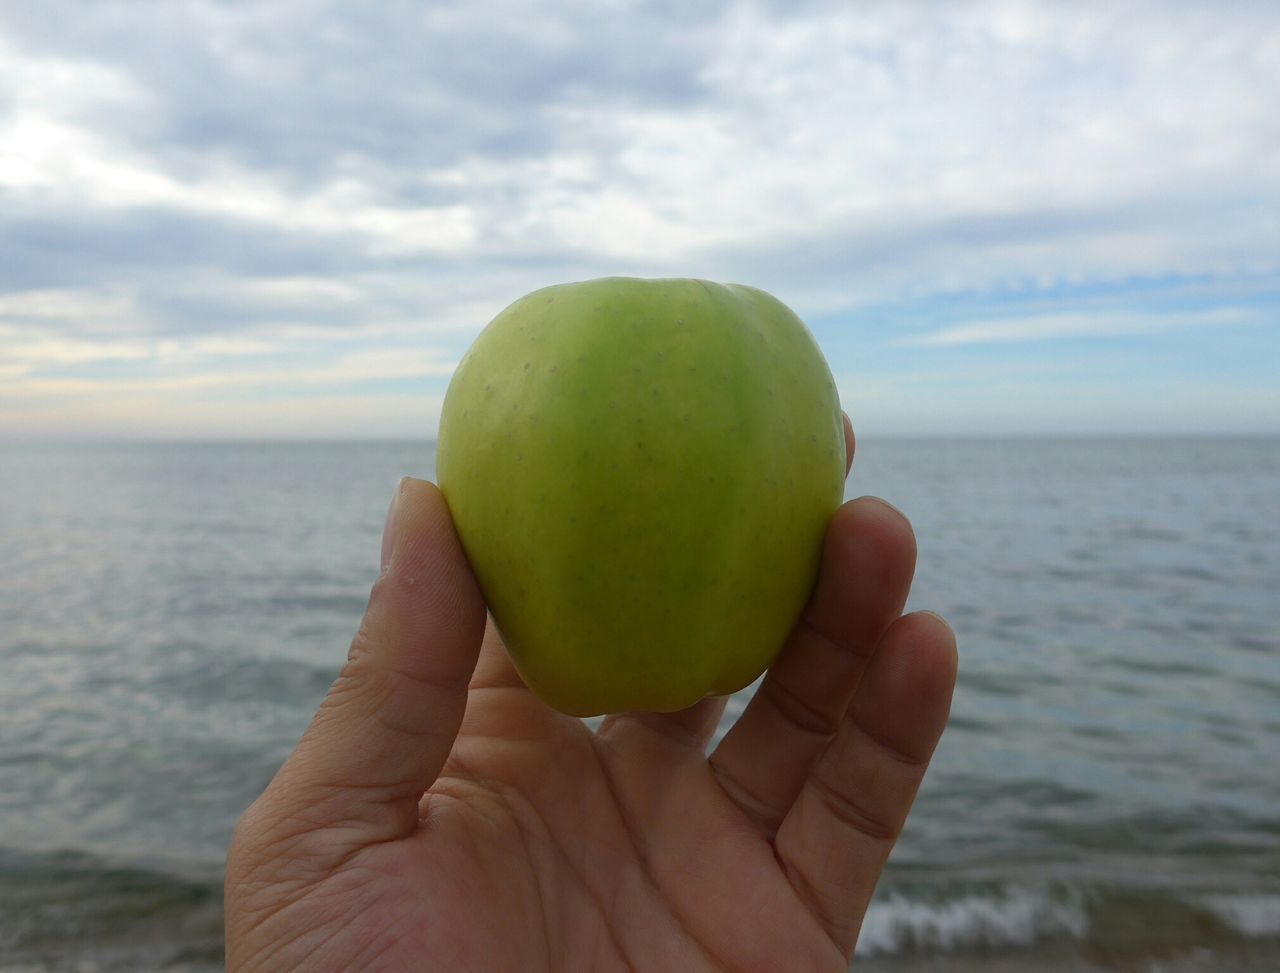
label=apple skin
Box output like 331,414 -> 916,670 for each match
436,277 -> 845,717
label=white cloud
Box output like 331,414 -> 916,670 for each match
359,1 -> 1280,316
0,321 -> 284,378
0,1 -> 1276,436
0,287 -> 138,321
8,3 -> 1277,284
904,307 -> 1257,346
0,122 -> 477,254
0,340 -> 454,396
0,38 -> 475,256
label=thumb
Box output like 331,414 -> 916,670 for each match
254,476 -> 486,847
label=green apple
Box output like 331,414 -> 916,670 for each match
436,277 -> 845,716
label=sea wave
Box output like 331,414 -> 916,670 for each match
1202,892 -> 1280,938
855,882 -> 1280,959
4,847 -> 1280,970
857,885 -> 1089,956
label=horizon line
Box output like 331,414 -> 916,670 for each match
4,431 -> 1280,447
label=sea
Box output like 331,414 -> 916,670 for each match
1,437 -> 1278,972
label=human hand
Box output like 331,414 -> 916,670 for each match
225,424 -> 957,971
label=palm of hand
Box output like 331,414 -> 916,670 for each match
367,629 -> 855,972
226,479 -> 955,972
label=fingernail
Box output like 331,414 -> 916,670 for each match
861,495 -> 906,519
918,610 -> 957,640
381,477 -> 407,574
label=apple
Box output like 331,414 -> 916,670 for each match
436,277 -> 845,716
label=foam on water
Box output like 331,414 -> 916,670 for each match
856,882 -> 1280,964
1202,893 -> 1280,938
856,886 -> 1090,956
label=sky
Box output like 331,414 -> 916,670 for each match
1,0 -> 1277,439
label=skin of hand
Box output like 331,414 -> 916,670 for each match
224,419 -> 958,972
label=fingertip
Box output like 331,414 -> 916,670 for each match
389,479 -> 475,584
388,476 -> 444,543
915,609 -> 957,647
902,610 -> 959,694
824,496 -> 918,583
362,476 -> 487,676
857,494 -> 909,527
863,611 -> 958,760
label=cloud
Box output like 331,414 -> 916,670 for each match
0,1 -> 1277,436
0,1 -> 720,184
6,1 -> 1277,283
0,286 -> 138,321
0,86 -> 477,256
903,307 -> 1257,346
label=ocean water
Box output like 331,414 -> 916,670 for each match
1,437 -> 1278,971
